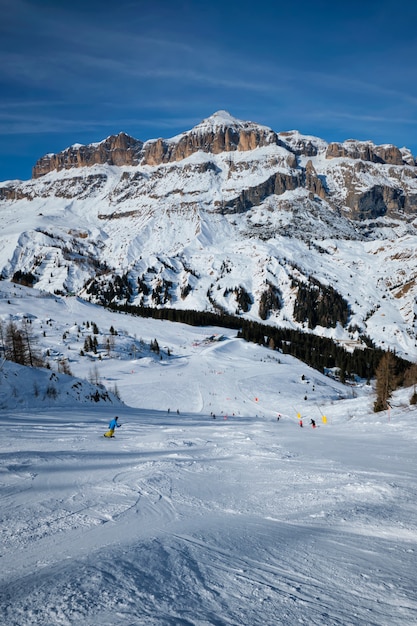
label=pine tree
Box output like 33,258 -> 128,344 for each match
5,321 -> 26,365
150,338 -> 160,354
374,352 -> 396,412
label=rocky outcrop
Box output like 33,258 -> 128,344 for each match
305,160 -> 327,199
400,148 -> 416,166
0,185 -> 27,201
32,133 -> 143,178
223,171 -> 303,213
345,185 -> 405,219
326,140 -> 406,165
278,131 -> 325,157
223,160 -> 328,213
322,155 -> 417,219
142,126 -> 280,166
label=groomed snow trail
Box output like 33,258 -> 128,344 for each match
1,406 -> 416,626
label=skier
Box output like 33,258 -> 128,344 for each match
299,419 -> 303,427
104,416 -> 121,438
310,419 -> 316,428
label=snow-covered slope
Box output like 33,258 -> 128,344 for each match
1,281 -> 416,626
1,111 -> 417,359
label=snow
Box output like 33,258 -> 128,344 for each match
192,110 -> 269,132
167,110 -> 274,143
1,284 -> 417,625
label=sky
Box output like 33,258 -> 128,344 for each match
1,0 -> 417,182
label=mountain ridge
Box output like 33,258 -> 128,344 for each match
1,111 -> 417,362
30,110 -> 417,179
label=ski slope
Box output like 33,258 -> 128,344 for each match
0,286 -> 417,625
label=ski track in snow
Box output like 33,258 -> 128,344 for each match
1,407 -> 417,626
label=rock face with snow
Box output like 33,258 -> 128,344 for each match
28,111 -> 417,222
2,110 -> 417,358
325,139 -> 414,166
141,110 -> 280,165
32,111 -> 281,175
32,133 -> 143,178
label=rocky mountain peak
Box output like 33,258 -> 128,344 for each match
2,112 -> 417,357
31,113 -> 283,177
141,111 -> 280,166
29,112 -> 417,180
190,110 -> 270,133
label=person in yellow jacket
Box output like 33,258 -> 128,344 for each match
104,416 -> 121,438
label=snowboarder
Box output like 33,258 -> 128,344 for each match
310,419 -> 316,428
104,416 -> 121,438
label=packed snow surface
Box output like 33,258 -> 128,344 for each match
1,286 -> 417,625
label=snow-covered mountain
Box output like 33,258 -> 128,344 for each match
1,110 -> 417,359
2,114 -> 417,625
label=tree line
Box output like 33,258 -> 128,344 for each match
1,306 -> 414,414
107,301 -> 411,387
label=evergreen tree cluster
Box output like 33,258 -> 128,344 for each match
84,334 -> 98,354
137,275 -> 150,296
293,278 -> 350,329
258,283 -> 283,320
108,301 -> 410,381
224,286 -> 252,313
152,279 -> 173,305
150,338 -> 160,354
86,273 -> 133,305
180,283 -> 193,300
11,270 -> 37,287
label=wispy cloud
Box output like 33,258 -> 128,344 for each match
0,108 -> 140,136
305,70 -> 417,107
312,109 -> 417,127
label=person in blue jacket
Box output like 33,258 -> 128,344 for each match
104,416 -> 121,438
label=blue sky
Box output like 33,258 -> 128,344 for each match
1,0 -> 417,181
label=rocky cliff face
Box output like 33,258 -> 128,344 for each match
278,130 -> 326,157
141,125 -> 279,166
325,139 -> 413,166
22,110 -> 417,225
32,111 -> 283,176
32,133 -> 143,178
